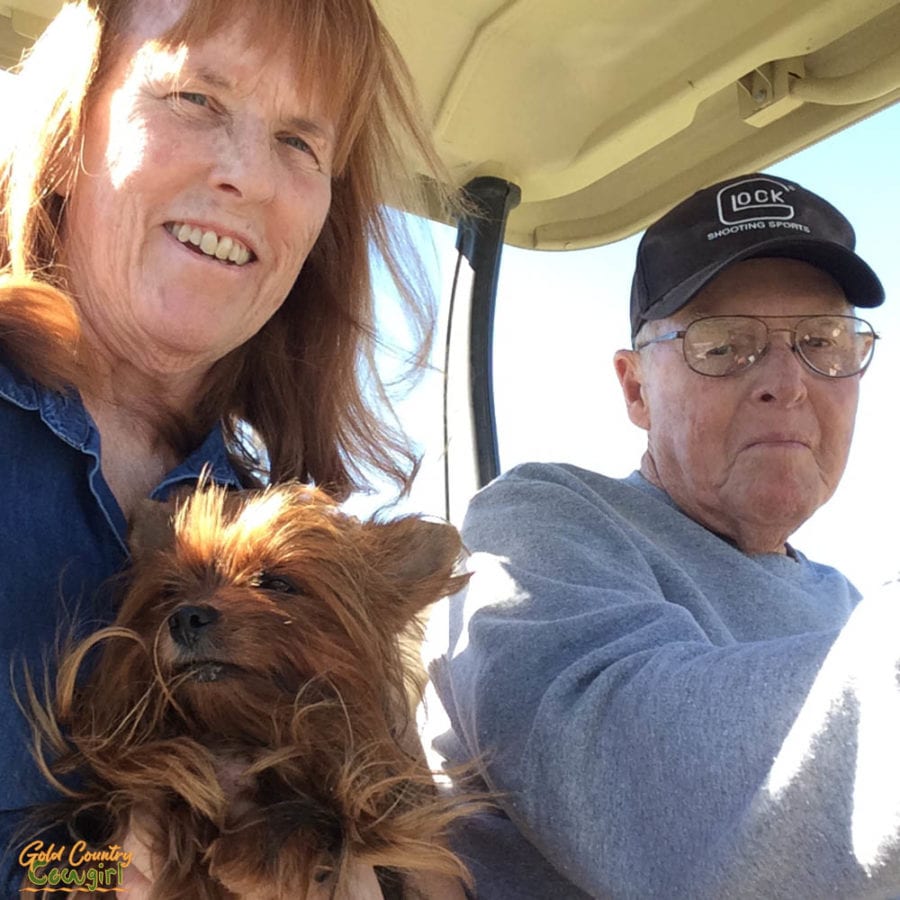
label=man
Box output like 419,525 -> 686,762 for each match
429,174 -> 898,898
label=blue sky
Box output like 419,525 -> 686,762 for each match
362,101 -> 900,595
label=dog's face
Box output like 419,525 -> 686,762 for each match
59,483 -> 470,897
111,485 -> 461,734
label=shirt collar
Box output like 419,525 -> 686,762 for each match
0,357 -> 92,449
0,355 -> 244,494
153,424 -> 245,499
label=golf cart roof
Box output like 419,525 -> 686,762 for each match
380,0 -> 900,250
3,0 -> 899,250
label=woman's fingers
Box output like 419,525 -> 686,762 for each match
116,809 -> 461,900
119,810 -> 160,896
338,861 -> 385,900
404,870 -> 470,899
116,857 -> 154,900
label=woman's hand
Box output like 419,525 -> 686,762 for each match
117,810 -> 386,900
306,861 -> 385,900
117,813 -> 158,899
403,871 -> 470,900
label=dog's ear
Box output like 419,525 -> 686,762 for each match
128,499 -> 177,560
363,517 -> 467,626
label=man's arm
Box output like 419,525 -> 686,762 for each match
437,463 -> 900,898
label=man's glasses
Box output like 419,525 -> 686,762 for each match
635,314 -> 879,378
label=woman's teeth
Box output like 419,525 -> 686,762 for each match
166,222 -> 252,266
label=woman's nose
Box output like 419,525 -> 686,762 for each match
210,122 -> 277,204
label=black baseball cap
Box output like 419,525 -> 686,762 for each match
630,173 -> 885,339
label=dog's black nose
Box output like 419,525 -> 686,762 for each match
168,604 -> 219,649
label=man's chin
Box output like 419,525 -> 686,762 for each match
722,477 -> 825,550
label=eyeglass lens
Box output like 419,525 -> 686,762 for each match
683,316 -> 876,378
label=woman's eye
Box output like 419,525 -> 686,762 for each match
704,344 -> 732,358
280,134 -> 321,162
170,91 -> 211,109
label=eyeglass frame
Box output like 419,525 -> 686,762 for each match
633,313 -> 880,378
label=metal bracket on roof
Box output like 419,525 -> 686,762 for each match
740,47 -> 900,126
737,58 -> 806,127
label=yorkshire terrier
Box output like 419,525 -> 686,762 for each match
23,482 -> 474,898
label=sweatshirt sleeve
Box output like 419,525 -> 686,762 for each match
439,464 -> 900,899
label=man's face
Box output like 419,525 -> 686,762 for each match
614,258 -> 863,554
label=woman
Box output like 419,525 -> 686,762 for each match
0,0 -> 460,895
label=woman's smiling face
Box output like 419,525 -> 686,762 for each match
62,0 -> 335,383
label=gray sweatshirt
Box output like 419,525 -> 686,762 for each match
429,463 -> 900,899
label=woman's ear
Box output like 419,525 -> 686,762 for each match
613,348 -> 651,431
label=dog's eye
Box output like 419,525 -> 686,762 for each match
256,572 -> 300,594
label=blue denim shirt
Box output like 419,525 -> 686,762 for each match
0,357 -> 244,890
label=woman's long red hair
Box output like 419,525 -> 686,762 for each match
0,0 -> 454,498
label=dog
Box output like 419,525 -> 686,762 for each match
24,482 -> 474,898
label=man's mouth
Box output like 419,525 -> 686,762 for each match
165,222 -> 255,266
744,433 -> 811,450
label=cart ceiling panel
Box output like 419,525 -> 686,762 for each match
4,0 -> 900,248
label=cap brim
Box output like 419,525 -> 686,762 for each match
644,238 -> 885,325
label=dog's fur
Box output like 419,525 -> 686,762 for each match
26,482 -> 474,898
